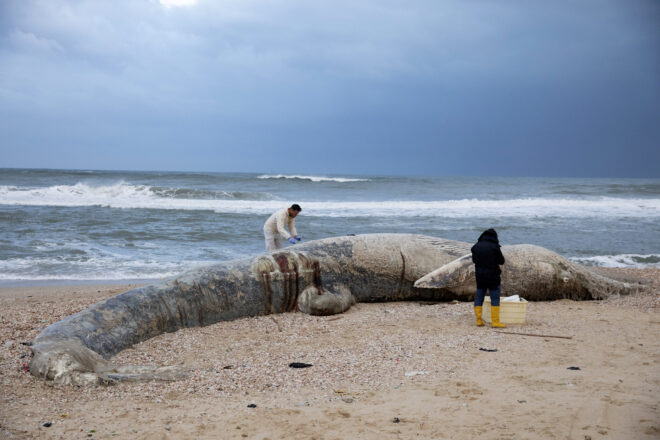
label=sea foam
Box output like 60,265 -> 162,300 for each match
257,174 -> 369,183
570,254 -> 660,268
0,255 -> 185,280
1,183 -> 659,218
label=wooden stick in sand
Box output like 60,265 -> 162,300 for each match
494,331 -> 573,340
325,316 -> 343,322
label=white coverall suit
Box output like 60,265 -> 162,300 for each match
263,208 -> 298,252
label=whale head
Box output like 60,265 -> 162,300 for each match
413,244 -> 629,300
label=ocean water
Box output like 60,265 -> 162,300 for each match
1,168 -> 659,286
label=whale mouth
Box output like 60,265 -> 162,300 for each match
30,339 -> 188,386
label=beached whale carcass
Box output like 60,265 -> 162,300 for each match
28,234 -> 635,386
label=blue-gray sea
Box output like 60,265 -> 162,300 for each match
1,168 -> 659,286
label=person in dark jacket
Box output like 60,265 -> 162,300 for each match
471,228 -> 506,328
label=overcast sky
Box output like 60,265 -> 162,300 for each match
1,0 -> 659,177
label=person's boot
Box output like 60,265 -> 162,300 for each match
491,306 -> 506,328
474,306 -> 485,327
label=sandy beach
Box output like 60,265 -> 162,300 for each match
1,268 -> 659,440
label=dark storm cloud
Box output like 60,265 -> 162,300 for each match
1,0 -> 658,176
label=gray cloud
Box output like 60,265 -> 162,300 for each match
1,0 -> 659,176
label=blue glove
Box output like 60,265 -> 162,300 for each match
295,235 -> 301,241
288,237 -> 296,244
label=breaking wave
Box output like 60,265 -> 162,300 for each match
0,182 -> 278,208
0,255 -> 186,281
1,183 -> 659,218
257,174 -> 369,183
570,254 -> 660,268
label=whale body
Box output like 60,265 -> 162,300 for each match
28,234 -> 635,386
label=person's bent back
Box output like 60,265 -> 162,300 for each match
263,204 -> 302,252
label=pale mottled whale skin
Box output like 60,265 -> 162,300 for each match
413,244 -> 635,301
29,234 -> 634,385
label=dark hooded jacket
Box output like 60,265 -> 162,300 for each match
471,229 -> 505,289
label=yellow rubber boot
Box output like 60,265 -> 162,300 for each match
474,306 -> 485,327
491,306 -> 507,328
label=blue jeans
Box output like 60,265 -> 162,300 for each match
475,286 -> 501,307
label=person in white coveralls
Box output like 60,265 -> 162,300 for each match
263,204 -> 302,252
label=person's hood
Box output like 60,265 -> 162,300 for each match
478,228 -> 499,244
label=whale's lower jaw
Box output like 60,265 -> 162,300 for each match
28,339 -> 187,386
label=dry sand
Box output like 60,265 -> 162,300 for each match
1,269 -> 659,439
